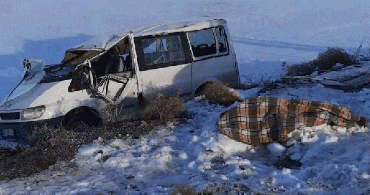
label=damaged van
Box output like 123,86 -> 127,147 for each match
0,19 -> 239,139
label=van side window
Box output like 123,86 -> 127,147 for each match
216,27 -> 228,53
138,34 -> 189,69
188,29 -> 217,57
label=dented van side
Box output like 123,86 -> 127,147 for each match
0,19 -> 239,139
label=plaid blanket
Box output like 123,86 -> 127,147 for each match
217,97 -> 368,146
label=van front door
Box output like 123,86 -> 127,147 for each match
95,36 -> 138,107
68,36 -> 138,107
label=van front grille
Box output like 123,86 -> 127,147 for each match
0,112 -> 21,120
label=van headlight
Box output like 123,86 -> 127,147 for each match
21,105 -> 46,120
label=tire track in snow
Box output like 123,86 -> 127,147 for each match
233,37 -> 327,52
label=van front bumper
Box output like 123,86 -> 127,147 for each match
0,117 -> 63,140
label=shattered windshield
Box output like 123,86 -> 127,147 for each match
40,64 -> 76,83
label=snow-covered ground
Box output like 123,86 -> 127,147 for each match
2,87 -> 370,194
2,0 -> 370,194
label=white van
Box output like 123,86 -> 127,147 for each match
0,19 -> 239,139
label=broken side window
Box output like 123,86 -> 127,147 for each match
61,50 -> 102,66
88,37 -> 131,77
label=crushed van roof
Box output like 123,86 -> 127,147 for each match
71,19 -> 227,50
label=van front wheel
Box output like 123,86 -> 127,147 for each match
63,107 -> 102,130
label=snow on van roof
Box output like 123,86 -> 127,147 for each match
71,19 -> 227,50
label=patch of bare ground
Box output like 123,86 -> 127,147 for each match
171,182 -> 255,195
171,185 -> 198,195
255,48 -> 359,95
0,120 -> 161,180
196,81 -> 241,106
0,95 -> 186,181
143,94 -> 186,123
287,47 -> 357,76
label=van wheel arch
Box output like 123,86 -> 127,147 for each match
62,106 -> 102,130
194,81 -> 217,96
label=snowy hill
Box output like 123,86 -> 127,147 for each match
1,0 -> 370,194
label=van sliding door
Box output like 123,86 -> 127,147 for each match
135,33 -> 192,97
189,27 -> 236,91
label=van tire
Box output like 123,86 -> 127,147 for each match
63,107 -> 102,130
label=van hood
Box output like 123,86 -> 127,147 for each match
0,60 -> 45,110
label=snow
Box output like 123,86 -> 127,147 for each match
267,143 -> 286,157
2,90 -> 370,194
2,0 -> 370,194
